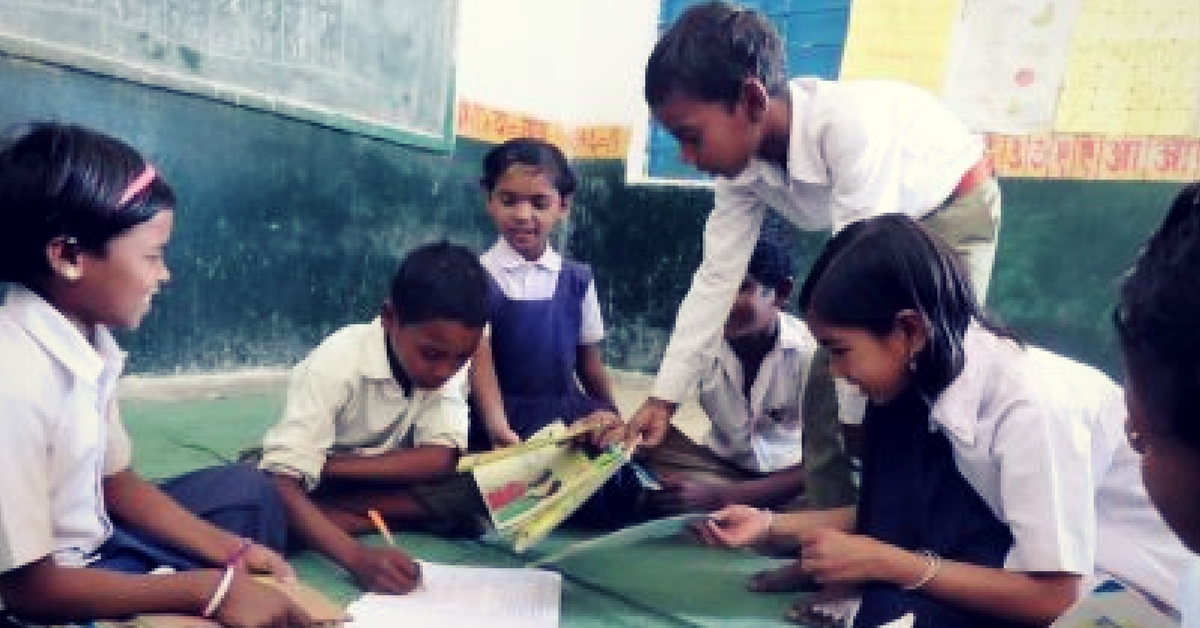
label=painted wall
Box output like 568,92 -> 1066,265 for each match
0,2 -> 1187,379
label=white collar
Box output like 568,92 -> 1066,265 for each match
488,238 -> 562,272
723,77 -> 830,189
928,323 -> 1017,446
719,311 -> 813,362
361,317 -> 395,381
4,284 -> 125,385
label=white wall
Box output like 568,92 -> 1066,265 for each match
456,0 -> 659,127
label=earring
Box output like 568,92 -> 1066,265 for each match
1127,430 -> 1146,453
907,352 -> 918,372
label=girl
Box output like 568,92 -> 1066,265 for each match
0,123 -> 310,627
468,137 -> 620,447
1117,181 -> 1200,625
697,214 -> 1191,627
468,138 -> 640,527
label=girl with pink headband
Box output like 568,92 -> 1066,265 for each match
0,123 -> 313,627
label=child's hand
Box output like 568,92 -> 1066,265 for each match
577,409 -> 623,449
623,398 -> 677,449
795,528 -> 905,586
350,545 -> 423,594
217,572 -> 314,628
648,475 -> 729,514
693,505 -> 771,548
489,426 -> 522,449
240,542 -> 297,583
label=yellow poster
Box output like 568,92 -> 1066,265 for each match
1055,0 -> 1200,136
838,0 -> 962,94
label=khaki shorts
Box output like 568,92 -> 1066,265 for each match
920,177 -> 1002,303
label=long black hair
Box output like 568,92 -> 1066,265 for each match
798,214 -> 1016,398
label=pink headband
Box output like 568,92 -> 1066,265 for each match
118,164 -> 157,206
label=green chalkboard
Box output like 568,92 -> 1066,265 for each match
0,0 -> 457,150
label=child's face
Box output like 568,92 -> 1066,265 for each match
486,165 -> 569,261
65,209 -> 173,331
724,277 -> 781,340
382,304 -> 482,391
652,90 -> 760,179
807,314 -> 914,405
1124,376 -> 1200,553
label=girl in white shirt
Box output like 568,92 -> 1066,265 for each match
1117,181 -> 1200,627
697,214 -> 1189,627
0,123 -> 310,627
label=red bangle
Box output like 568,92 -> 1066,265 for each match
225,537 -> 252,567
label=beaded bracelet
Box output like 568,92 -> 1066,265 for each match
202,566 -> 236,618
903,549 -> 943,591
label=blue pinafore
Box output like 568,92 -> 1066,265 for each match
475,260 -> 642,527
852,388 -> 1020,628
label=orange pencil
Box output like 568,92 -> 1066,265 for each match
367,509 -> 396,546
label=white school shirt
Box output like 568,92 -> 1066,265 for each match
930,324 -> 1192,608
1183,560 -> 1200,628
653,78 -> 983,402
686,312 -> 818,473
259,318 -> 469,491
479,239 -> 604,344
0,285 -> 133,577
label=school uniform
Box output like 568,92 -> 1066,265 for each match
854,324 -> 1192,626
0,286 -> 284,606
653,77 -> 1000,405
1183,560 -> 1200,628
644,311 -> 858,508
477,239 -> 612,439
476,239 -> 641,526
259,318 -> 477,527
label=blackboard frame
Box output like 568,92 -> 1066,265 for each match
0,1 -> 458,152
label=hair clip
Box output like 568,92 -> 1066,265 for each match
118,164 -> 157,206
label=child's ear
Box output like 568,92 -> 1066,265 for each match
773,277 -> 794,306
895,309 -> 930,355
740,78 -> 770,123
46,235 -> 83,281
381,300 -> 403,327
560,193 -> 573,213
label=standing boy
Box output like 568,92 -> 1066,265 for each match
628,1 -> 1000,444
258,242 -> 488,595
640,237 -> 857,515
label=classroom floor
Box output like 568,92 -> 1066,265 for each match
119,371 -> 810,627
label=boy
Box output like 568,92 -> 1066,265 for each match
627,1 -> 1000,448
258,242 -> 488,595
640,237 -> 857,515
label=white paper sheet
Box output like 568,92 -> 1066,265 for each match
345,562 -> 561,628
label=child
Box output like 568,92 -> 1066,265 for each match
468,138 -> 642,527
696,215 -> 1192,627
469,137 -> 620,449
258,241 -> 488,595
640,236 -> 857,515
627,1 -> 1001,452
1116,181 -> 1200,625
0,123 -> 308,626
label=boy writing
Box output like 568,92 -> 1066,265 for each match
640,237 -> 857,515
258,242 -> 488,594
626,1 -> 1000,448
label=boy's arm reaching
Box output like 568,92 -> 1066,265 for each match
468,336 -> 521,448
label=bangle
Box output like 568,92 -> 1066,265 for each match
903,549 -> 943,591
202,566 -> 236,618
224,537 -> 252,567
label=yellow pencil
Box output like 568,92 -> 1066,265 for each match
367,509 -> 396,546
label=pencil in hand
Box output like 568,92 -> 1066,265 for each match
366,509 -> 423,585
